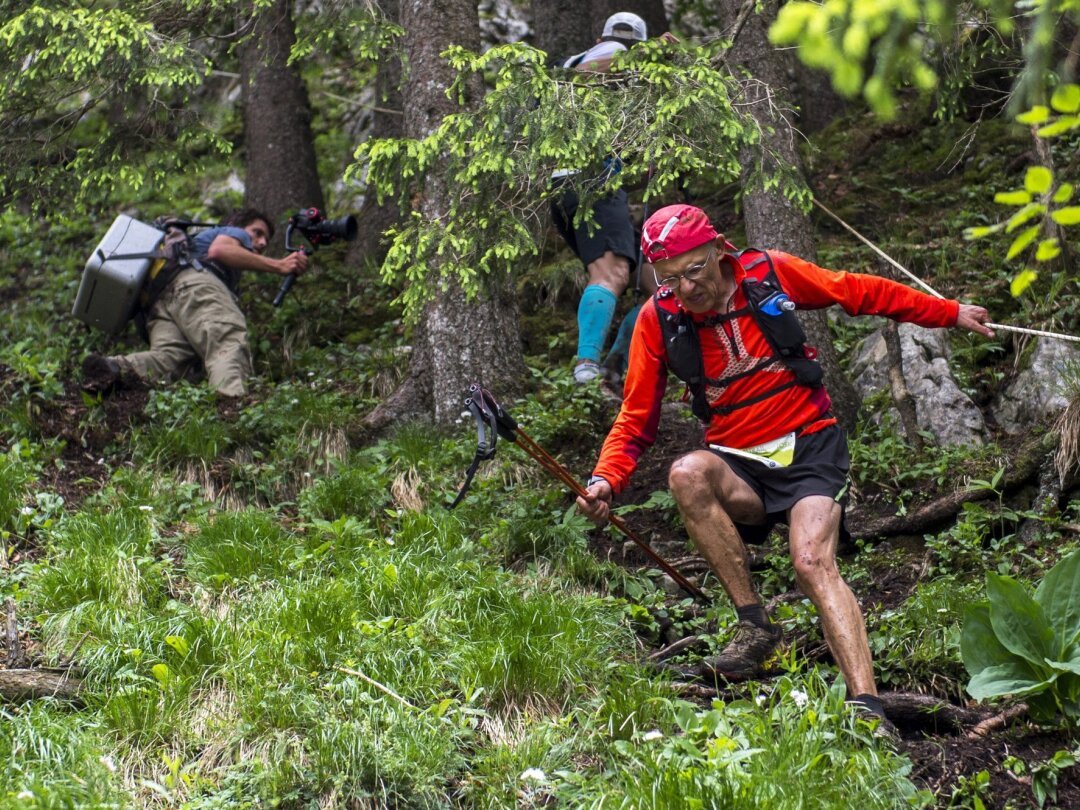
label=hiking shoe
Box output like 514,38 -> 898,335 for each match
697,620 -> 783,680
81,353 -> 122,392
848,700 -> 901,743
573,359 -> 603,384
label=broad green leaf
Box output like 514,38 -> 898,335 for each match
1034,549 -> 1080,656
987,572 -> 1055,666
994,190 -> 1032,206
1044,656 -> 1080,676
1037,117 -> 1080,137
1005,226 -> 1040,261
1051,206 -> 1080,225
151,663 -> 172,686
1034,239 -> 1061,262
1016,105 -> 1050,124
967,661 -> 1047,700
1024,166 -> 1053,195
1053,183 -> 1074,203
164,635 -> 189,656
1050,83 -> 1080,114
1011,269 -> 1038,297
961,603 -> 1014,674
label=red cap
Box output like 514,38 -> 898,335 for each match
641,204 -> 718,263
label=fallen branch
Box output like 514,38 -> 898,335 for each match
336,666 -> 416,711
647,635 -> 702,662
0,669 -> 82,704
967,702 -> 1029,738
666,682 -> 718,700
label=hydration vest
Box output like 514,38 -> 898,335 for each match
654,249 -> 824,423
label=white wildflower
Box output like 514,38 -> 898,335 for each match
20,506 -> 34,516
308,371 -> 316,377
790,689 -> 809,708
520,768 -> 547,782
290,399 -> 300,405
642,729 -> 664,741
756,694 -> 767,706
138,505 -> 153,512
100,755 -> 117,773
17,792 -> 33,800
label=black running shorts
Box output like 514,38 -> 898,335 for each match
551,184 -> 637,268
707,424 -> 851,545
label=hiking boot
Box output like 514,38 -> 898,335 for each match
697,620 -> 783,680
573,359 -> 603,384
81,353 -> 122,393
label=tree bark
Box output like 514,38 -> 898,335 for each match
531,0 -> 593,60
349,0 -> 405,266
239,0 -> 324,235
389,0 -> 527,425
717,0 -> 862,432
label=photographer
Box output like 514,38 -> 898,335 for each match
82,208 -> 308,398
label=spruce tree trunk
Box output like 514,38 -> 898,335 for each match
531,0 -> 593,60
389,0 -> 526,425
719,0 -> 861,431
239,0 -> 324,235
349,0 -> 404,266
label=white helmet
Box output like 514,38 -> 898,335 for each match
602,12 -> 647,42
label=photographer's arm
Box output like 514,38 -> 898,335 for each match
207,235 -> 309,277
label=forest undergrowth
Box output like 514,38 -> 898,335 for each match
1,107 -> 1079,808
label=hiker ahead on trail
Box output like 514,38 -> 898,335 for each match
82,209 -> 309,398
576,204 -> 993,730
550,13 -> 677,386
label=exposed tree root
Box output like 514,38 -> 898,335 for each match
966,703 -> 1029,738
849,433 -> 1048,540
352,368 -> 432,442
879,692 -> 982,734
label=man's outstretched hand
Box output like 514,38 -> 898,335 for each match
576,478 -> 614,526
956,303 -> 995,338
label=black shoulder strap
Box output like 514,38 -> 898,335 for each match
653,292 -> 712,423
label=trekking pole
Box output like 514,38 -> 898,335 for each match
449,384 -> 707,601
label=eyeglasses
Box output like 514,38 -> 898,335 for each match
655,247 -> 715,288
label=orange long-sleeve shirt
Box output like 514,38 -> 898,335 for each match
592,250 -> 960,494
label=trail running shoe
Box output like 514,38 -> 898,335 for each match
698,620 -> 783,680
848,700 -> 901,743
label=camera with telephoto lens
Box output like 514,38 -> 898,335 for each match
273,207 -> 358,307
288,207 -> 358,248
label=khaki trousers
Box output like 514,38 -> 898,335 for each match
115,270 -> 253,397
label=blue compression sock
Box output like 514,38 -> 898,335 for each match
605,301 -> 642,374
576,284 -> 618,363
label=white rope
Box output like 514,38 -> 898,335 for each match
813,198 -> 1080,345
